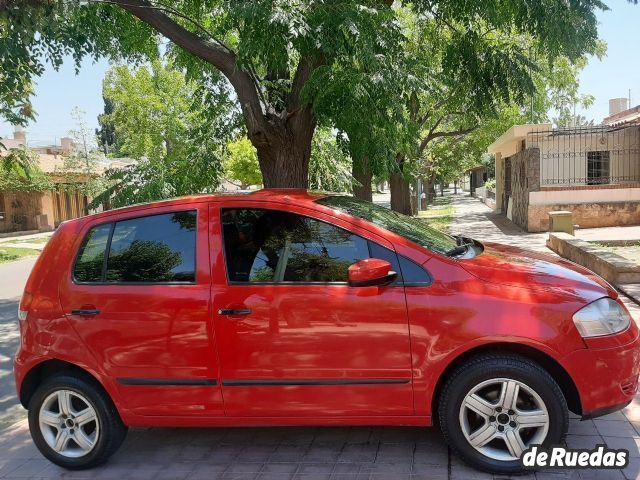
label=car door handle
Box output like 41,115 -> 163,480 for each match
70,309 -> 101,316
218,308 -> 251,316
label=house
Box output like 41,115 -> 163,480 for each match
466,165 -> 488,195
487,99 -> 640,232
0,128 -> 131,235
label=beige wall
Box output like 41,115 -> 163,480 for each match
528,201 -> 640,232
530,187 -> 640,206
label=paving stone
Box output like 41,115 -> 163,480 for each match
569,420 -> 599,436
595,420 -> 640,438
622,457 -> 640,480
565,435 -> 604,450
603,436 -> 640,457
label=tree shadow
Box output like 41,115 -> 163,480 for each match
0,297 -> 24,430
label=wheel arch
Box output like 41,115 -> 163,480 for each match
19,358 -> 114,410
430,342 -> 582,421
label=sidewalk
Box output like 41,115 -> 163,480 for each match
447,193 -> 550,253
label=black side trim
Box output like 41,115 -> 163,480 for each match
581,399 -> 632,420
117,378 -> 217,386
222,378 -> 409,387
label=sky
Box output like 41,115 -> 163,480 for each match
1,1 -> 639,146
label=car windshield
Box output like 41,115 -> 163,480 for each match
316,195 -> 458,255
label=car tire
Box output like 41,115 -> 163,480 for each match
438,353 -> 568,474
28,373 -> 128,469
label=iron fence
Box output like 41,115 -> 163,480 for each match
525,124 -> 640,186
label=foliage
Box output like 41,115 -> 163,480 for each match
58,107 -> 108,197
1,0 -> 615,188
224,138 -> 262,189
0,145 -> 52,192
308,128 -> 353,192
88,61 -> 234,208
96,96 -> 117,155
484,178 -> 496,189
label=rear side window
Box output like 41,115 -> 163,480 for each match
74,223 -> 112,282
73,210 -> 197,284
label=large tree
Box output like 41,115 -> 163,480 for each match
89,61 -> 237,208
1,0 -> 608,190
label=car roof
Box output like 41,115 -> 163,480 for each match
73,189 -> 329,225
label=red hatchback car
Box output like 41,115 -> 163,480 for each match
14,189 -> 640,473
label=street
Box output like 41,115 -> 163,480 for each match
0,257 -> 37,431
1,197 -> 640,479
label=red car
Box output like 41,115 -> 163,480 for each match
14,189 -> 640,473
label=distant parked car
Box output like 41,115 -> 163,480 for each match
14,189 -> 640,473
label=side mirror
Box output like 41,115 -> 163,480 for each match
348,258 -> 397,287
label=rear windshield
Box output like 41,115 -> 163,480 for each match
316,196 -> 457,254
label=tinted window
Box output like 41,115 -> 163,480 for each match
367,241 -> 402,284
222,209 -> 369,283
74,223 -> 112,282
105,211 -> 197,283
399,256 -> 431,285
316,196 -> 457,254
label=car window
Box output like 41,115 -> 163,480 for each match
398,256 -> 431,285
105,211 -> 197,283
222,208 -> 369,283
73,223 -> 112,282
316,195 -> 457,254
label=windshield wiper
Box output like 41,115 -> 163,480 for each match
445,244 -> 470,257
445,236 -> 475,257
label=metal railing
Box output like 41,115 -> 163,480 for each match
525,124 -> 640,187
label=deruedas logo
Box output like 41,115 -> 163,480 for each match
521,445 -> 629,469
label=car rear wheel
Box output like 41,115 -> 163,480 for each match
438,354 -> 569,474
28,373 -> 127,469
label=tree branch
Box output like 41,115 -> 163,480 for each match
287,55 -> 314,112
419,125 -> 476,153
108,0 -> 267,135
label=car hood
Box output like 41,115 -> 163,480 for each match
458,242 -> 615,298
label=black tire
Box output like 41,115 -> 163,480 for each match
28,373 -> 128,469
438,353 -> 568,474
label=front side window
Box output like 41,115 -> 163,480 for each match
316,196 -> 457,254
73,210 -> 197,284
222,209 -> 369,283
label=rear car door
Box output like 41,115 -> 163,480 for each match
58,203 -> 223,416
210,201 -> 414,417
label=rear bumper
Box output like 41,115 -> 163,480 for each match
562,330 -> 640,419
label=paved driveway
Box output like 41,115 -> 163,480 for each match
2,203 -> 640,479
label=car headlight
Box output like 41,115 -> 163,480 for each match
573,297 -> 631,338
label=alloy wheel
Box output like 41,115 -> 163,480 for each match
459,378 -> 549,461
38,389 -> 100,458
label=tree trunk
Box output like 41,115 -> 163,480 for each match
390,173 -> 413,215
255,140 -> 312,188
352,157 -> 372,201
390,155 -> 415,215
249,108 -> 316,188
439,183 -> 444,196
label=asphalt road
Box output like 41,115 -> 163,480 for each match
0,257 -> 37,430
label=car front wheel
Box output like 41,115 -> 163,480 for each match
28,373 -> 128,469
438,353 -> 569,474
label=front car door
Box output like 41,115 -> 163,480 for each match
210,201 -> 414,418
58,203 -> 223,416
